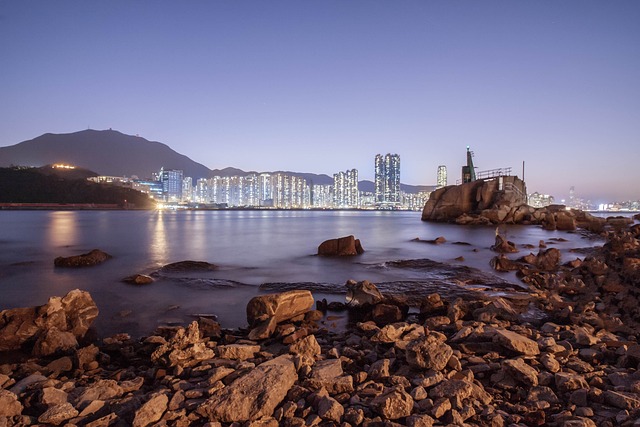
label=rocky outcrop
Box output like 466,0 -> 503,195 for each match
0,289 -> 98,353
421,178 -> 614,233
317,235 -> 364,256
53,249 -> 112,267
345,279 -> 384,306
422,176 -> 527,223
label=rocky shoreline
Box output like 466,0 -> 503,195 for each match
1,217 -> 640,426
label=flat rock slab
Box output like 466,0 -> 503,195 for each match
493,329 -> 540,356
198,354 -> 297,422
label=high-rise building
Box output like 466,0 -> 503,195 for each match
333,169 -> 359,208
374,154 -> 400,207
437,165 -> 447,188
158,167 -> 183,202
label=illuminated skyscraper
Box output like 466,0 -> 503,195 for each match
374,153 -> 400,207
333,169 -> 359,208
437,165 -> 447,188
158,167 -> 183,202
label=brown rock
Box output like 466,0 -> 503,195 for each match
132,392 -> 169,427
289,334 -> 321,359
317,395 -> 344,422
160,260 -> 217,272
493,329 -> 540,356
536,248 -> 561,271
345,279 -> 384,306
371,386 -> 413,419
502,358 -> 538,386
406,332 -> 453,371
0,389 -> 23,418
217,344 -> 261,360
318,235 -> 364,256
33,327 -> 78,356
198,354 -> 297,422
37,402 -> 79,426
54,249 -> 112,267
246,290 -> 314,326
603,390 -> 640,410
122,274 -> 154,285
0,289 -> 98,353
491,234 -> 519,253
371,303 -> 404,324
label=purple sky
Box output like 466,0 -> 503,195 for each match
1,1 -> 639,203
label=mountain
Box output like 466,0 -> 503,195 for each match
0,129 -> 434,193
0,129 -> 211,180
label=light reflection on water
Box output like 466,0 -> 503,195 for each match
0,210 -> 606,337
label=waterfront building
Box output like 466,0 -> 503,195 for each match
528,192 -> 555,208
182,177 -> 193,202
333,169 -> 359,208
312,184 -> 333,208
159,167 -> 183,202
437,165 -> 447,188
374,153 -> 400,207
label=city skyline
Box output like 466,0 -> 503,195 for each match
1,2 -> 639,203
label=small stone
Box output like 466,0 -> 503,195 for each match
37,402 -> 79,426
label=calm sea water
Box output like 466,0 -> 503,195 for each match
0,210 -> 604,337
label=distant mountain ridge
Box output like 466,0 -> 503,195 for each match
0,129 -> 434,193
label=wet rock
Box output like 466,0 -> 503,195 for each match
536,248 -> 561,271
122,274 -> 154,285
198,354 -> 297,422
371,303 -> 404,324
346,279 -> 384,306
317,235 -> 364,256
406,332 -> 453,371
160,260 -> 218,272
54,249 -> 112,267
490,254 -> 521,272
491,234 -> 518,253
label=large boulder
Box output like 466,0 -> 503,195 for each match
318,235 -> 364,256
246,290 -> 314,339
0,289 -> 98,353
54,249 -> 112,267
198,354 -> 297,422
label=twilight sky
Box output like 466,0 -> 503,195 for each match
1,1 -> 639,203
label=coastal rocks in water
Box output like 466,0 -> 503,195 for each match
159,260 -> 218,272
317,235 -> 364,256
54,249 -> 112,267
345,279 -> 384,306
122,274 -> 154,285
0,289 -> 98,353
491,233 -> 519,253
198,354 -> 297,422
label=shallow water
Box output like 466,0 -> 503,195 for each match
0,210 -> 604,336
